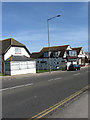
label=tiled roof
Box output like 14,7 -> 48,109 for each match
31,52 -> 40,59
6,55 -> 35,61
31,45 -> 70,59
0,38 -> 30,55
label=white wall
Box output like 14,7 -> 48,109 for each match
63,51 -> 67,58
67,46 -> 72,50
78,54 -> 85,58
4,46 -> 30,61
10,68 -> 36,75
67,62 -> 71,70
5,61 -> 36,75
79,59 -> 81,65
0,55 -> 2,73
63,45 -> 72,58
78,50 -> 85,58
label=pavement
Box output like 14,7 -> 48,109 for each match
47,91 -> 88,118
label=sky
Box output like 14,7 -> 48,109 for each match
2,2 -> 88,53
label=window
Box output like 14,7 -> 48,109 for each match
40,61 -> 46,63
44,51 -> 48,57
37,61 -> 39,63
15,48 -> 21,54
5,62 -> 10,71
53,51 -> 59,57
69,50 -> 77,56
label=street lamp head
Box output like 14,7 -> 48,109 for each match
47,14 -> 61,21
57,14 -> 61,17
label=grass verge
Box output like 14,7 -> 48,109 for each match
0,73 -> 6,76
36,69 -> 62,73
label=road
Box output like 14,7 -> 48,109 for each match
2,67 -> 88,119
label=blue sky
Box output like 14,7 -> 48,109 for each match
2,2 -> 88,53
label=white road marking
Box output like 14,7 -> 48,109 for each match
48,77 -> 62,82
48,79 -> 54,82
0,83 -> 34,92
73,73 -> 80,76
54,78 -> 61,80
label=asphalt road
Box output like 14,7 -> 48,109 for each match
2,67 -> 89,118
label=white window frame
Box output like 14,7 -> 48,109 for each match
15,48 -> 21,54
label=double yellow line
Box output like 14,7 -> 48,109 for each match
28,85 -> 90,120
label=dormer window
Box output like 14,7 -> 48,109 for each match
53,51 -> 60,57
44,51 -> 49,57
15,48 -> 21,54
69,50 -> 77,56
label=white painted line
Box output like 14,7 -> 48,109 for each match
73,73 -> 80,76
0,88 -> 9,91
0,83 -> 34,92
48,78 -> 62,82
54,78 -> 61,80
48,79 -> 54,82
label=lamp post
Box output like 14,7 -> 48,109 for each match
47,14 -> 61,72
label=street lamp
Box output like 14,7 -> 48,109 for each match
47,14 -> 61,72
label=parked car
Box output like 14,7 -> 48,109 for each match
73,64 -> 80,70
69,64 -> 80,71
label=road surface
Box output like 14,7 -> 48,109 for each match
2,67 -> 89,119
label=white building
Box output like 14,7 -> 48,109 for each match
72,47 -> 86,66
0,38 -> 36,75
31,45 -> 78,71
